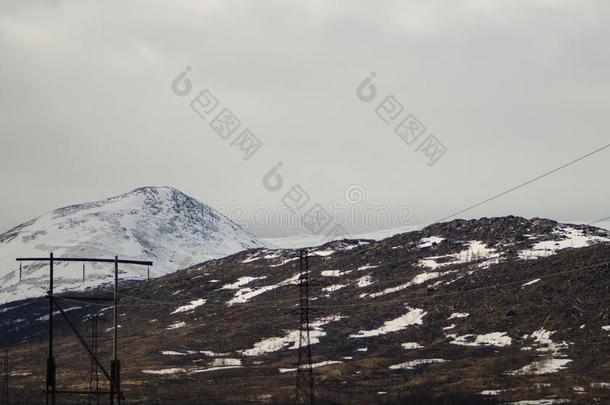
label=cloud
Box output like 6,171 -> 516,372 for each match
0,0 -> 608,234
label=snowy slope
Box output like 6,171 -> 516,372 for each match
263,220 -> 610,249
0,187 -> 266,304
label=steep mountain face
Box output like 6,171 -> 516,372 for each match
0,186 -> 265,304
2,216 -> 610,404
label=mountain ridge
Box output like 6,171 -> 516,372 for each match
2,215 -> 610,403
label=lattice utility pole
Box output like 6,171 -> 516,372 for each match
295,249 -> 315,405
88,314 -> 100,405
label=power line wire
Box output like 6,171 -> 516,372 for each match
53,257 -> 610,315
588,216 -> 610,226
433,143 -> 610,224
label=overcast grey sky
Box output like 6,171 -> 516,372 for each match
1,0 -> 608,236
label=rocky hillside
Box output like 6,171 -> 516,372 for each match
0,186 -> 265,304
2,216 -> 610,404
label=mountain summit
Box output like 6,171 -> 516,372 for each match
0,186 -> 266,303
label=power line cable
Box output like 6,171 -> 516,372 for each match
588,216 -> 610,226
432,143 -> 610,224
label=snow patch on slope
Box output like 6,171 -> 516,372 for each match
517,226 -> 609,260
450,332 -> 512,347
240,315 -> 344,356
364,272 -> 440,299
170,299 -> 206,314
418,236 -> 444,248
509,358 -> 572,375
220,277 -> 266,290
419,241 -> 500,270
279,360 -> 343,373
350,307 -> 426,338
227,273 -> 300,305
389,358 -> 446,370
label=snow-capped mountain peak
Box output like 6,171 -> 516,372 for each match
0,186 -> 266,304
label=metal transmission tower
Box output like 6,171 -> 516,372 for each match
295,249 -> 315,405
2,350 -> 8,405
88,315 -> 100,405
